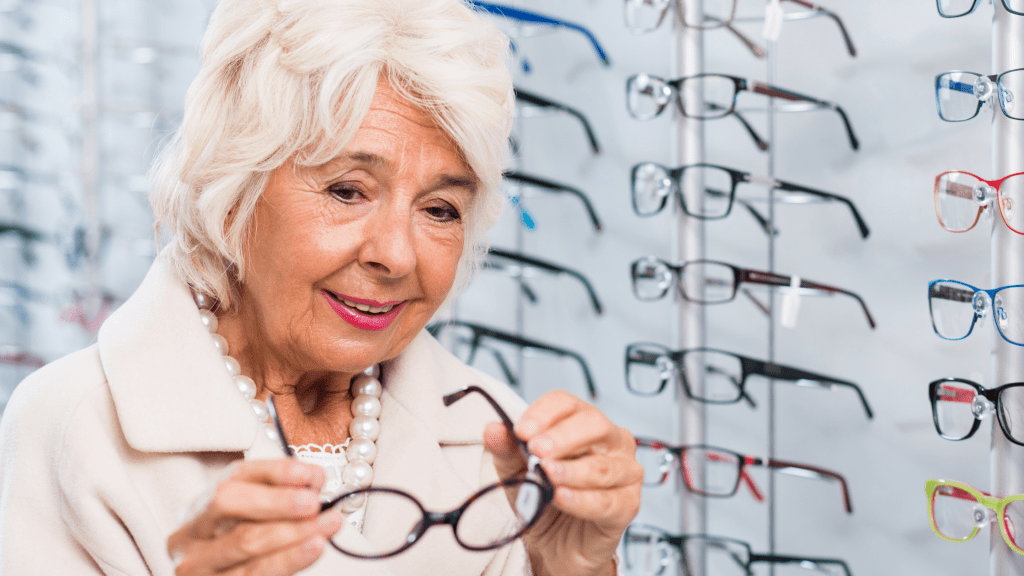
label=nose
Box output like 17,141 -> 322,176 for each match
358,203 -> 417,279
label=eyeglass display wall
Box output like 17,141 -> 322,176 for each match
0,0 -> 212,409
0,1 -> 1019,575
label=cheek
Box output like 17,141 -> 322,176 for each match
419,227 -> 465,300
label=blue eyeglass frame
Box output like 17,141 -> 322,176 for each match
934,69 -> 1024,122
928,279 -> 1024,346
468,1 -> 611,67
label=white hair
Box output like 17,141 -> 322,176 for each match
149,0 -> 513,309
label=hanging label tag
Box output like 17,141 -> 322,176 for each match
763,0 -> 784,42
780,275 -> 801,329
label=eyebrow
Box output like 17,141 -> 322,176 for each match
344,150 -> 479,194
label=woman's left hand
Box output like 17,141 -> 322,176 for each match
484,390 -> 643,576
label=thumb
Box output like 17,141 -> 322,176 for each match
483,421 -> 527,480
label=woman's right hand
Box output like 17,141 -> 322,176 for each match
167,460 -> 343,575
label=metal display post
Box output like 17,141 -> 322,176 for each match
990,3 -> 1024,575
672,1 -> 706,559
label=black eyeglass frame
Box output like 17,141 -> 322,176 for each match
630,257 -> 877,329
629,162 -> 870,238
624,343 -> 873,419
428,320 -> 598,399
266,386 -> 554,559
513,87 -> 601,154
622,524 -> 854,576
928,377 -> 1024,446
502,171 -> 603,232
484,247 -> 603,315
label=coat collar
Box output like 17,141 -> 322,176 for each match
99,253 -> 526,573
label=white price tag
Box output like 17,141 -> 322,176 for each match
763,0 -> 784,41
780,275 -> 801,329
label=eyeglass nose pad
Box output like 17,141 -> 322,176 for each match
973,291 -> 989,320
975,77 -> 996,102
974,184 -> 996,207
1003,196 -> 1016,219
1002,87 -> 1015,114
974,505 -> 995,529
972,395 -> 995,419
994,295 -> 1010,329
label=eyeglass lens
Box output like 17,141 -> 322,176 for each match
627,345 -> 746,401
633,259 -> 737,303
937,171 -> 1024,233
623,526 -> 675,576
936,70 -> 1024,121
632,163 -> 735,218
930,484 -> 1024,553
930,281 -> 1024,345
627,74 -> 738,121
625,527 -> 753,576
933,380 -> 982,439
325,477 -> 544,557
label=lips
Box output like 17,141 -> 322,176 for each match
322,290 -> 406,331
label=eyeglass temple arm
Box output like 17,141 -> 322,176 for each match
771,180 -> 870,238
940,180 -> 975,201
1,222 -> 47,243
742,356 -> 872,419
502,171 -> 603,232
748,553 -> 853,576
782,0 -> 857,56
766,458 -> 853,514
702,102 -> 770,151
929,282 -> 975,304
452,321 -> 598,399
703,188 -> 777,235
740,269 -> 876,329
513,88 -> 601,154
702,14 -> 766,58
747,81 -> 859,150
476,342 -> 521,388
468,2 -> 611,66
486,248 -> 603,314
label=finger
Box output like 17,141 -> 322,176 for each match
185,482 -> 322,540
220,535 -> 327,576
228,460 -> 326,490
177,511 -> 343,572
514,390 -> 582,443
484,421 -> 527,480
541,453 -> 644,490
525,404 -> 620,460
550,483 -> 642,526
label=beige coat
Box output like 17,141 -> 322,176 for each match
0,256 -> 531,575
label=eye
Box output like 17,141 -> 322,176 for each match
425,202 -> 461,223
327,183 -> 363,202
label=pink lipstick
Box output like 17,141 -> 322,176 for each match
322,291 -> 406,331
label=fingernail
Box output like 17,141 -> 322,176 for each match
517,419 -> 539,437
295,489 -> 318,511
529,437 -> 553,456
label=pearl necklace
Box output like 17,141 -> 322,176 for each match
194,292 -> 381,515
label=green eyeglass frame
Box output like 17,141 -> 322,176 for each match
926,478 -> 1024,554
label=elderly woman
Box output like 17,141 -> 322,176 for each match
0,0 -> 641,574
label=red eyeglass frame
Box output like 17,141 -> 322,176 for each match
933,170 -> 1024,234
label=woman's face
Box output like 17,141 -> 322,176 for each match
238,81 -> 475,377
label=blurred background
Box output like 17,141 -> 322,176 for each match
0,0 -> 1010,575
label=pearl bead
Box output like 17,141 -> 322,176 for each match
346,437 -> 377,464
350,415 -> 380,441
234,375 -> 257,400
211,334 -> 229,355
198,309 -> 218,333
250,399 -> 270,422
363,365 -> 379,378
264,422 -> 280,442
336,485 -> 366,513
352,374 -> 382,398
195,292 -> 212,310
224,356 -> 241,376
342,460 -> 374,488
351,394 -> 382,419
